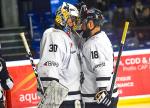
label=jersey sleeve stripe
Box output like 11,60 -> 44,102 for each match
81,93 -> 95,97
68,91 -> 81,95
40,77 -> 59,82
96,77 -> 111,81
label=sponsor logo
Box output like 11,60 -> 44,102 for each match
44,61 -> 59,67
93,62 -> 105,71
71,50 -> 76,54
19,93 -> 40,103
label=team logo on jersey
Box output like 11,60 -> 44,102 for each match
43,61 -> 59,67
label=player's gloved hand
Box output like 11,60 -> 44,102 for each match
0,56 -> 10,80
94,89 -> 111,107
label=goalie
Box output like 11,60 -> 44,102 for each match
37,2 -> 82,108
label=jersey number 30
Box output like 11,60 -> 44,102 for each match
49,44 -> 58,52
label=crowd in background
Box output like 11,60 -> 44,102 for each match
21,0 -> 150,53
81,0 -> 150,50
16,0 -> 150,54
82,0 -> 150,27
0,0 -> 150,61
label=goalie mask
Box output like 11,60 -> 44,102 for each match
55,2 -> 79,31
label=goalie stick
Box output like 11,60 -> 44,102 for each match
110,21 -> 129,96
20,32 -> 44,94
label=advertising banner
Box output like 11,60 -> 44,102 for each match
114,52 -> 150,97
6,60 -> 40,108
5,49 -> 150,107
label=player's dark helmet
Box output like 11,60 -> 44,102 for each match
83,8 -> 105,26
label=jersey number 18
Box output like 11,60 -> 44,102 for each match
91,51 -> 99,59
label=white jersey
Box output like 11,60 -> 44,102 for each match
37,28 -> 81,101
81,31 -> 118,103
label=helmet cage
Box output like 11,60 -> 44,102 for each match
55,2 -> 79,27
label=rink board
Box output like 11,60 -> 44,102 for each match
5,49 -> 150,108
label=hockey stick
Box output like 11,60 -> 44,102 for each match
20,32 -> 69,108
110,21 -> 129,96
20,32 -> 45,95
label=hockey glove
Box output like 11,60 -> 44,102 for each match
1,77 -> 14,90
94,89 -> 111,107
0,56 -> 10,80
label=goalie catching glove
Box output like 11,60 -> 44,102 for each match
94,88 -> 111,107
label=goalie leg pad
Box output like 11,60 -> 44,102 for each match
38,80 -> 69,108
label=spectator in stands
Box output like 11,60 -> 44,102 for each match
126,29 -> 148,49
125,30 -> 140,49
111,3 -> 126,41
112,4 -> 126,28
136,31 -> 146,43
97,0 -> 109,12
131,0 -> 144,26
82,0 -> 98,9
140,7 -> 150,26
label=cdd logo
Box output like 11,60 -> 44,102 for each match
19,93 -> 40,103
125,58 -> 141,65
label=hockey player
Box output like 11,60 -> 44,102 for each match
37,2 -> 82,108
0,54 -> 14,108
80,8 -> 118,108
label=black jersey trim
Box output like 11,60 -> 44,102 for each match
40,77 -> 59,82
96,77 -> 111,81
68,91 -> 81,95
81,93 -> 95,97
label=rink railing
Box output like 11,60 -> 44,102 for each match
5,49 -> 150,108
